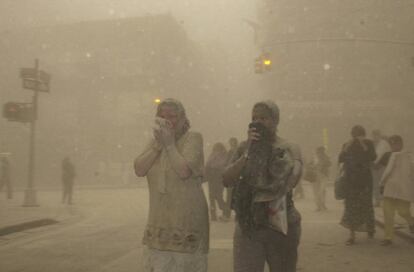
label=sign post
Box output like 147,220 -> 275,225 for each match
21,59 -> 50,207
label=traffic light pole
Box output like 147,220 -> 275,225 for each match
23,59 -> 39,207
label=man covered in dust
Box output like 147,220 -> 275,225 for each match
134,98 -> 209,272
61,157 -> 76,204
223,100 -> 302,272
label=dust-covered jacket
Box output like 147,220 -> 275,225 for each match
381,151 -> 414,203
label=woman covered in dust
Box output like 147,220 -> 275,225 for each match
134,98 -> 209,272
338,125 -> 376,245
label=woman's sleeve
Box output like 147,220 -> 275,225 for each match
182,132 -> 204,178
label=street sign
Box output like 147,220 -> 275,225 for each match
20,68 -> 51,92
22,78 -> 50,92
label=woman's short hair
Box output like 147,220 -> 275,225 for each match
351,125 -> 366,138
388,135 -> 403,147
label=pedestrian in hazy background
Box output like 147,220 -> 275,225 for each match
339,125 -> 376,245
371,129 -> 390,207
379,135 -> 414,246
312,146 -> 331,211
205,142 -> 228,221
224,137 -> 239,219
134,98 -> 209,272
61,156 -> 76,204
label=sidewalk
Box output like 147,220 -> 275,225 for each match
2,184 -> 413,243
0,190 -> 82,237
0,183 -> 147,237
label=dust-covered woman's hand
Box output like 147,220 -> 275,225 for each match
157,119 -> 175,147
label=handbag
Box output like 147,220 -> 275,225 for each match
334,163 -> 347,200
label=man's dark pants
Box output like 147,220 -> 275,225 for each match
233,220 -> 301,272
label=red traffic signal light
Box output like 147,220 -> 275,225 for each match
3,102 -> 35,123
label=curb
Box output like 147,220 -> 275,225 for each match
0,218 -> 59,237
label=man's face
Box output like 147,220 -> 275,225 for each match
252,105 -> 275,132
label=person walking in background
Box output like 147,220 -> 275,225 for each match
312,146 -> 331,211
224,137 -> 239,219
205,142 -> 229,221
0,156 -> 12,199
339,125 -> 377,245
227,138 -> 239,164
293,179 -> 305,200
134,98 -> 209,272
62,157 -> 76,205
372,129 -> 390,207
379,135 -> 414,246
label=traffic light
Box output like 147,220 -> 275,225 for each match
3,102 -> 35,123
262,53 -> 272,71
254,52 -> 272,74
255,57 -> 264,74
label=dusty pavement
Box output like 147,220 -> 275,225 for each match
0,184 -> 413,272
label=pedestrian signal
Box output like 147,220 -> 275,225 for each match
3,102 -> 35,123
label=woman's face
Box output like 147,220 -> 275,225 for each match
252,105 -> 275,132
158,105 -> 180,130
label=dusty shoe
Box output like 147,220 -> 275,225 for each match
380,239 -> 392,246
409,225 -> 414,233
367,232 -> 375,239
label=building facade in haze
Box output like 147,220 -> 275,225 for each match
255,0 -> 414,155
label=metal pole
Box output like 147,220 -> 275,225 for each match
23,59 -> 39,206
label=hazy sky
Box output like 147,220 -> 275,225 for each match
0,0 -> 256,44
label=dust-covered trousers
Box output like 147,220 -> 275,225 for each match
382,197 -> 414,240
233,219 -> 301,272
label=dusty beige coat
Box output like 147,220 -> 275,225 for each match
381,151 -> 414,202
142,131 -> 209,254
